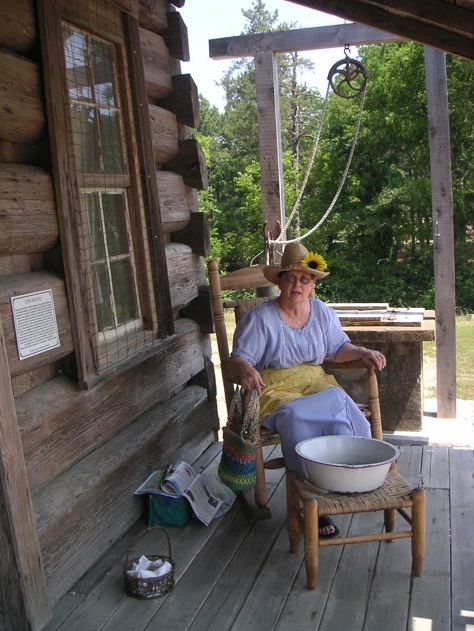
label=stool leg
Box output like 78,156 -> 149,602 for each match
304,499 -> 319,590
384,508 -> 396,532
286,471 -> 300,553
411,487 -> 425,576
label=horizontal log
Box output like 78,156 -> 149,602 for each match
0,163 -> 59,254
159,73 -> 201,127
164,11 -> 190,61
140,27 -> 173,101
165,242 -> 203,310
0,0 -> 37,54
0,139 -> 44,165
163,138 -> 208,190
0,254 -> 36,276
18,318 -> 212,491
138,0 -> 169,34
0,271 -> 73,378
34,385 -> 210,530
168,55 -> 181,77
34,385 -> 216,604
148,104 -> 179,165
184,182 -> 199,212
12,363 -> 59,398
156,170 -> 191,232
0,50 -> 45,144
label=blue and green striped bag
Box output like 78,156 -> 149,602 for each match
218,388 -> 259,492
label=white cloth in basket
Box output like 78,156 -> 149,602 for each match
127,555 -> 172,579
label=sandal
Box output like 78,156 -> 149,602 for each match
318,516 -> 339,538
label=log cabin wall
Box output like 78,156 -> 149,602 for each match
0,0 -> 217,621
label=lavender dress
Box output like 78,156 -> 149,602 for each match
231,299 -> 371,479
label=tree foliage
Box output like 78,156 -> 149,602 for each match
195,1 -> 474,310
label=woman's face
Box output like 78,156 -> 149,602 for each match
277,270 -> 315,304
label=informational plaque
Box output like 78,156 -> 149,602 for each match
11,289 -> 60,360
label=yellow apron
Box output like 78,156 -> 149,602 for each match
259,364 -> 341,421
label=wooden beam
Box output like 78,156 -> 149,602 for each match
255,50 -> 286,259
159,73 -> 201,128
0,313 -> 51,631
163,138 -> 208,189
36,0 -> 95,382
171,212 -> 210,257
424,47 -> 457,419
210,22 -> 402,59
163,10 -> 190,61
285,0 -> 474,61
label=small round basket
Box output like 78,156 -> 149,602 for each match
123,525 -> 175,599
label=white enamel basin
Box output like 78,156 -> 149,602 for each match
295,435 -> 400,493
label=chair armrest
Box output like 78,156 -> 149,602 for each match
322,358 -> 367,371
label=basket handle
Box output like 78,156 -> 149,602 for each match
124,525 -> 172,571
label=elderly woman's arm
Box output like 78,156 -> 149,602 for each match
333,342 -> 386,371
227,355 -> 267,396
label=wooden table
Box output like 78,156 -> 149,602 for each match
334,313 -> 435,431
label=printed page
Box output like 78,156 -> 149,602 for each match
160,461 -> 197,497
183,476 -> 223,526
134,469 -> 166,495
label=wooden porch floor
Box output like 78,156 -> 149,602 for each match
43,420 -> 474,631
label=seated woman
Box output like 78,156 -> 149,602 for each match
228,242 -> 386,537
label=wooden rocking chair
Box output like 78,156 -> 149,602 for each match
208,260 -> 392,519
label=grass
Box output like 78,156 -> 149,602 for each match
423,315 -> 474,400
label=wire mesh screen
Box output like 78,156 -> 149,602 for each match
51,0 -> 164,375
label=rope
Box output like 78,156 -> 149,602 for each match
282,82 -> 331,234
273,86 -> 367,247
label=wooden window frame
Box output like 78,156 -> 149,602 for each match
38,1 -> 174,388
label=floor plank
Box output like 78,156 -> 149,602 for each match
275,513 -> 352,631
450,447 -> 474,631
409,487 -> 451,631
187,469 -> 288,631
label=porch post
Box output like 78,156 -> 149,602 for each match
424,47 -> 457,419
255,50 -> 286,260
0,313 -> 51,630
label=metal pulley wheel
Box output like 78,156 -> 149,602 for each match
327,49 -> 369,98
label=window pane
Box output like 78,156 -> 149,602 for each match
90,39 -> 117,106
71,104 -> 100,173
102,193 -> 129,256
92,263 -> 113,331
110,259 -> 139,325
83,193 -> 105,260
99,109 -> 125,174
63,27 -> 93,101
63,26 -> 125,175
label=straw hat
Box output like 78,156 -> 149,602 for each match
263,242 -> 330,285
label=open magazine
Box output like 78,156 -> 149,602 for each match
135,461 -> 223,526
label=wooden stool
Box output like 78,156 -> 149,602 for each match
286,469 -> 425,589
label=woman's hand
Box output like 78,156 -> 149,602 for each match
355,346 -> 386,371
228,356 -> 266,396
334,342 -> 386,371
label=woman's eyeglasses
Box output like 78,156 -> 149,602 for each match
281,273 -> 313,285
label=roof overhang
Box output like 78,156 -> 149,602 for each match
285,0 -> 474,61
